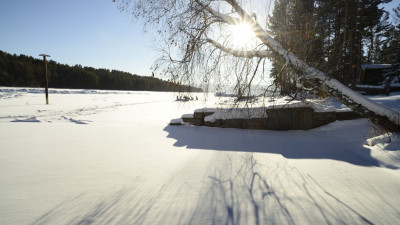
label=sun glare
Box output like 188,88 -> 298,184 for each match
229,23 -> 256,48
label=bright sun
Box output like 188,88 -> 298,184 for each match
229,23 -> 256,48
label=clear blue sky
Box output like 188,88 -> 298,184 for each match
0,0 -> 157,76
0,0 -> 398,77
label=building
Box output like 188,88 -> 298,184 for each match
359,64 -> 392,85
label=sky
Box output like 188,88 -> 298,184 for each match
0,0 -> 157,76
0,0 -> 398,78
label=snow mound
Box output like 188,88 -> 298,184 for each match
170,118 -> 185,125
364,134 -> 400,169
365,134 -> 391,147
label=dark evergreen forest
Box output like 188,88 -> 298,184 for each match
268,0 -> 400,95
0,50 -> 202,92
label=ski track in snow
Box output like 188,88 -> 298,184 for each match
1,101 -> 161,124
0,87 -> 166,124
0,87 -> 399,225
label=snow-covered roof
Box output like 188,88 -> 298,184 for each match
361,64 -> 391,70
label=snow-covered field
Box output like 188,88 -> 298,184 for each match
0,87 -> 399,225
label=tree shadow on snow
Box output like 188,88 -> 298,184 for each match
186,153 -> 381,225
29,152 -> 391,225
164,119 -> 397,168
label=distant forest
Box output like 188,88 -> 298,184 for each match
0,50 -> 202,92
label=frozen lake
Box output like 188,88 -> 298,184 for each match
0,87 -> 399,225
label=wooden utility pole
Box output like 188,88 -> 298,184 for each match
39,54 -> 50,104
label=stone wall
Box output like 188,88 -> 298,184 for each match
179,107 -> 361,131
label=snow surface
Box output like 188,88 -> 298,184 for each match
356,84 -> 400,89
356,84 -> 385,89
1,87 -> 400,225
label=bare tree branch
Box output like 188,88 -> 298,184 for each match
194,0 -> 242,25
114,0 -> 400,132
206,38 -> 271,58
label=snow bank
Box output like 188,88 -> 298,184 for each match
311,97 -> 351,112
365,134 -> 391,146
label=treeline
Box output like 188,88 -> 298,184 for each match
269,0 -> 400,94
0,50 -> 202,92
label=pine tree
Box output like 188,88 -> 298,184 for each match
268,0 -> 294,95
268,0 -> 320,95
313,0 -> 392,85
383,3 -> 400,83
366,12 -> 391,63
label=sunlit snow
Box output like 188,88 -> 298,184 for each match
0,87 -> 399,225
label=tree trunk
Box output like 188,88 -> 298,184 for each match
314,81 -> 399,132
254,26 -> 400,132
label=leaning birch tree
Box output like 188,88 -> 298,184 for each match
113,0 -> 400,132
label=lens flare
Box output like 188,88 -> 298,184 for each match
229,23 -> 256,48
